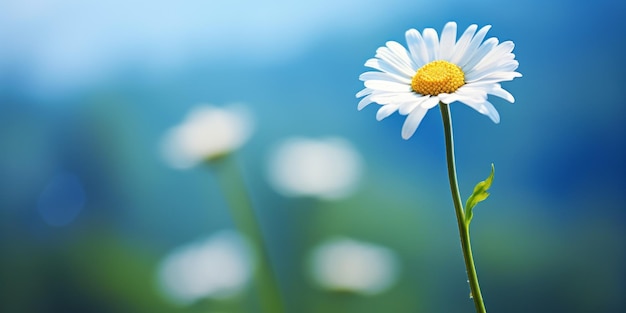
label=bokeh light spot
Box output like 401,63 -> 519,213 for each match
37,171 -> 86,227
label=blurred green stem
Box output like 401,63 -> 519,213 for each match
439,103 -> 487,313
211,155 -> 285,313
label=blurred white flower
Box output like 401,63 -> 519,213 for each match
156,230 -> 253,305
161,105 -> 253,168
309,237 -> 400,295
267,137 -> 363,200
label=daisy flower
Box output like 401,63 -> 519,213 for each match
157,230 -> 253,304
309,237 -> 399,295
267,137 -> 363,200
160,104 -> 253,168
356,22 -> 521,139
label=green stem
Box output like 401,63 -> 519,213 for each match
210,155 -> 285,313
439,103 -> 486,313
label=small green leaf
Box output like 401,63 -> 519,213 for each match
464,164 -> 495,225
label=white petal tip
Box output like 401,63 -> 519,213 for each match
405,28 -> 419,36
375,104 -> 398,121
357,97 -> 373,110
501,93 -> 515,103
400,108 -> 428,140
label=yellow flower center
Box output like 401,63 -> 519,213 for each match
411,60 -> 465,95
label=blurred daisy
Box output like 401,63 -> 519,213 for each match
267,137 -> 363,200
161,105 -> 253,168
309,237 -> 400,295
356,22 -> 521,139
156,230 -> 253,305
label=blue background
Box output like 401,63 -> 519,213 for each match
1,0 -> 624,312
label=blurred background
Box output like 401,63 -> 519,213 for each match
1,0 -> 625,312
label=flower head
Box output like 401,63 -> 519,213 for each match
356,22 -> 521,139
309,237 -> 400,295
156,230 -> 253,305
161,105 -> 253,168
267,137 -> 363,200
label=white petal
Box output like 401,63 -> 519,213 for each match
369,93 -> 395,104
359,71 -> 411,84
420,96 -> 441,109
454,86 -> 488,101
405,29 -> 429,67
482,101 -> 500,123
471,58 -> 515,78
401,106 -> 428,139
438,93 -> 463,104
461,99 -> 500,123
456,94 -> 488,106
365,58 -> 414,79
461,37 -> 499,72
370,91 -> 416,105
376,104 -> 399,121
487,85 -> 515,103
375,46 -> 418,77
466,72 -> 522,84
449,24 -> 478,64
470,41 -> 516,73
358,95 -> 374,110
465,60 -> 519,82
438,22 -> 457,60
456,25 -> 492,67
398,95 -> 429,115
355,88 -> 373,98
386,41 -> 417,70
364,80 -> 412,92
441,91 -> 491,106
422,28 -> 440,61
